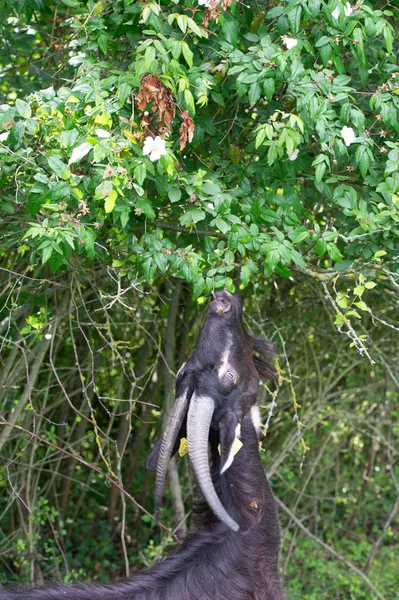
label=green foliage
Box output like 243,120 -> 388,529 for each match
1,1 -> 399,597
1,0 -> 398,299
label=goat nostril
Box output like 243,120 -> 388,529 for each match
227,371 -> 235,381
216,300 -> 225,313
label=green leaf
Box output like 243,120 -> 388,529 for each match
184,89 -> 195,115
255,128 -> 266,149
240,265 -> 251,286
168,188 -> 182,203
68,142 -> 93,165
355,147 -> 370,178
249,82 -> 261,105
315,162 -> 326,184
354,301 -> 369,311
337,296 -> 348,309
353,285 -> 365,296
144,45 -> 156,71
319,43 -> 332,65
187,17 -> 202,36
41,244 -> 54,264
214,217 -> 230,234
315,36 -> 330,48
222,17 -> 239,46
47,156 -> 71,180
154,252 -> 167,274
26,194 -> 45,216
136,197 -> 156,220
364,281 -> 376,289
316,238 -> 327,257
105,190 -> 117,213
308,0 -> 321,18
287,6 -> 302,35
201,182 -> 220,195
263,78 -> 275,100
266,6 -> 284,18
383,26 -> 393,54
182,43 -> 193,68
48,251 -> 63,273
340,103 -> 351,125
120,211 -> 129,228
177,15 -> 187,34
8,122 -> 25,149
180,209 -> 206,226
118,83 -> 132,107
0,200 -> 14,214
267,144 -> 278,166
134,164 -> 147,186
291,230 -> 308,243
81,228 -> 95,259
15,99 -> 32,119
327,242 -> 342,263
142,257 -> 155,282
97,32 -> 108,54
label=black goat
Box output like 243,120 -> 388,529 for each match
0,291 -> 284,600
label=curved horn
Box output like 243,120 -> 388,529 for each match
187,394 -> 239,532
155,391 -> 189,519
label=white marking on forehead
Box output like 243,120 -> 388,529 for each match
218,332 -> 233,379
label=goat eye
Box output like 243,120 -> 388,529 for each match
227,371 -> 236,382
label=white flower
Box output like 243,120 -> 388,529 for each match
45,333 -> 52,340
288,149 -> 299,161
282,37 -> 298,50
142,136 -> 167,162
95,128 -> 111,138
198,0 -> 213,6
68,52 -> 86,66
332,3 -> 353,19
341,126 -> 356,147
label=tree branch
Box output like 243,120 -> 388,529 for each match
0,418 -> 180,545
276,497 -> 387,600
154,221 -> 225,238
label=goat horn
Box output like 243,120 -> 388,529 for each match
155,390 -> 189,520
187,393 -> 239,532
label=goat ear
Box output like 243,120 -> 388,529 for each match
219,410 -> 241,474
146,421 -> 187,471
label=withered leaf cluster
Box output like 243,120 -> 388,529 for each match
179,110 -> 195,152
204,0 -> 234,28
136,75 -> 195,153
136,74 -> 176,137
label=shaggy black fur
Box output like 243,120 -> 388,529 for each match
1,292 -> 283,599
1,415 -> 283,599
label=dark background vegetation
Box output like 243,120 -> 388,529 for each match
1,1 -> 398,599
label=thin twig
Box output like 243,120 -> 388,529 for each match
0,418 -> 180,545
276,498 -> 387,600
